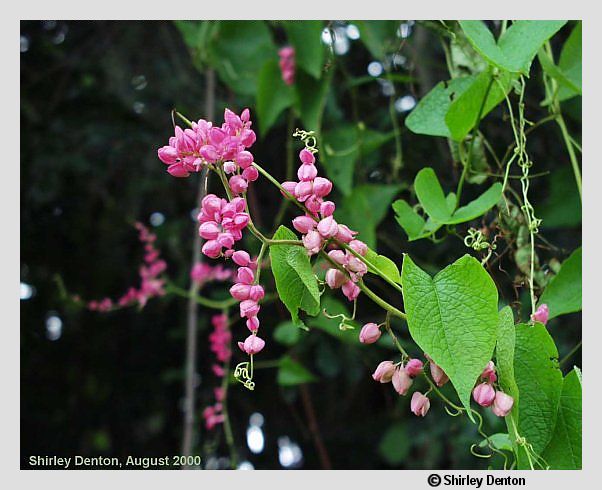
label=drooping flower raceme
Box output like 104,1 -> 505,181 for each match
203,313 -> 231,430
278,46 -> 295,86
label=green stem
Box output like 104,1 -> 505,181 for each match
384,312 -> 409,357
556,113 -> 582,201
559,340 -> 582,367
165,282 -> 239,309
273,111 -> 296,228
253,162 -> 308,214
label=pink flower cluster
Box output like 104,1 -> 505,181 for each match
472,361 -> 514,417
283,148 -> 367,302
228,251 -> 266,356
278,46 -> 295,85
198,195 -> 250,259
203,314 -> 231,430
85,222 -> 166,311
157,108 -> 257,187
190,262 -> 233,287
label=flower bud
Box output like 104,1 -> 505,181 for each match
230,283 -> 251,301
472,382 -> 496,407
199,221 -> 220,240
320,201 -> 336,217
299,148 -> 315,165
238,334 -> 265,355
302,230 -> 322,255
372,360 -> 396,383
481,360 -> 497,383
202,194 -> 223,215
312,177 -> 332,197
223,161 -> 237,174
158,146 -> 178,165
335,224 -> 356,243
294,181 -> 313,201
167,164 -> 190,178
531,303 -> 549,325
359,323 -> 381,344
229,175 -> 248,195
305,195 -> 323,214
240,299 -> 260,318
342,280 -> 360,301
328,249 -> 347,265
292,215 -> 316,234
249,285 -> 265,302
297,163 -> 318,181
246,316 -> 260,332
491,391 -> 514,417
235,150 -> 254,169
325,268 -> 347,289
281,181 -> 297,197
236,267 -> 255,285
392,367 -> 413,395
405,359 -> 424,378
201,240 -> 222,258
216,232 -> 235,249
242,166 -> 259,182
349,239 -> 368,256
425,353 -> 449,387
410,392 -> 430,417
317,216 -> 339,238
232,250 -> 251,267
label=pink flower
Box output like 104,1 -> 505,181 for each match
281,181 -> 297,197
491,391 -> 514,417
229,175 -> 248,195
232,250 -> 251,267
405,359 -> 424,378
238,334 -> 265,355
392,367 -> 413,395
410,392 -> 430,417
349,240 -> 368,257
278,46 -> 296,85
317,216 -> 339,238
359,322 -> 381,344
531,303 -> 549,325
303,230 -> 322,255
230,283 -> 251,301
480,361 -> 497,383
246,316 -> 260,332
299,148 -> 315,165
236,267 -> 254,285
335,224 -> 356,243
292,215 -> 316,234
242,166 -> 259,182
320,201 -> 336,217
472,382 -> 496,407
298,163 -> 318,182
312,177 -> 332,198
341,280 -> 360,301
325,268 -> 347,289
372,361 -> 396,383
425,353 -> 449,387
240,299 -> 260,318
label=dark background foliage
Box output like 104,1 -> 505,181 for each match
20,20 -> 581,470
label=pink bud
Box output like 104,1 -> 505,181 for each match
201,194 -> 223,215
294,181 -> 313,201
531,304 -> 549,325
240,300 -> 260,318
299,148 -> 315,165
236,151 -> 254,169
216,232 -> 235,249
305,195 -> 323,214
223,161 -> 237,174
241,108 -> 250,122
229,175 -> 248,195
320,201 -> 336,217
346,256 -> 368,275
238,334 -> 265,355
325,268 -> 347,289
328,249 -> 347,265
230,283 -> 251,301
236,267 -> 254,285
335,224 -> 356,244
317,216 -> 339,238
372,360 -> 396,383
342,280 -> 360,301
349,240 -> 368,256
473,382 -> 496,407
410,392 -> 431,417
232,250 -> 251,267
312,177 -> 332,197
425,353 -> 449,387
158,146 -> 178,165
201,240 -> 222,258
405,359 -> 424,378
481,361 -> 497,383
491,391 -> 514,417
392,367 -> 414,395
199,221 -> 220,240
359,322 -> 381,344
292,215 -> 316,234
281,181 -> 297,197
167,164 -> 190,178
199,145 -> 220,162
242,166 -> 259,182
249,285 -> 265,302
303,230 -> 322,255
246,316 -> 260,332
297,163 -> 318,181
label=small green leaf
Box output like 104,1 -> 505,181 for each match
277,356 -> 318,386
513,322 -> 563,467
478,433 -> 513,452
378,422 -> 410,466
392,200 -> 427,240
269,226 -> 321,325
273,321 -> 302,346
414,168 -> 451,223
537,48 -> 581,97
448,182 -> 503,224
365,248 -> 401,285
256,60 -> 295,136
557,22 -> 581,101
284,20 -> 325,79
495,307 -> 519,408
208,21 -> 276,96
405,77 -> 476,138
542,368 -> 582,469
335,184 -> 402,248
539,247 -> 582,318
460,20 -> 567,74
401,254 -> 499,414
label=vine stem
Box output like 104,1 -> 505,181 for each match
383,311 -> 409,357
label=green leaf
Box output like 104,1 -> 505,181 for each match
365,247 -> 401,285
539,247 -> 582,318
335,184 -> 402,248
269,226 -> 321,325
174,21 -> 218,66
413,167 -> 502,225
557,22 -> 582,101
478,433 -> 513,452
542,368 -> 582,469
295,69 -> 331,133
277,356 -> 318,386
378,422 -> 410,466
208,21 -> 276,96
445,69 -> 514,141
495,307 -> 519,408
401,254 -> 498,414
273,321 -> 302,347
354,21 -> 399,59
537,48 -> 581,98
284,21 -> 325,79
405,77 -> 476,138
539,166 -> 581,228
256,60 -> 295,136
460,20 -> 567,74
392,199 -> 427,240
513,323 -> 563,467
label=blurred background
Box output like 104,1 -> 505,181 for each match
20,20 -> 581,470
